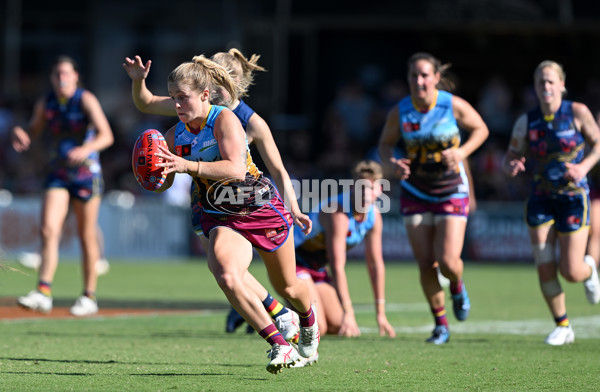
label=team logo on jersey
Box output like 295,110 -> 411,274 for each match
403,122 -> 420,133
559,139 -> 576,153
529,129 -> 538,141
176,144 -> 192,157
202,139 -> 217,148
567,215 -> 581,228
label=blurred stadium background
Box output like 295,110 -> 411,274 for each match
2,0 -> 600,262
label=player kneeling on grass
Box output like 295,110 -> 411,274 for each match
147,55 -> 319,374
293,160 -> 396,340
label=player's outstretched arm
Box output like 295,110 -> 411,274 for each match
123,55 -> 176,116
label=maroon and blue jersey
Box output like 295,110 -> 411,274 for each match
526,100 -> 588,196
43,88 -> 103,200
232,99 -> 254,130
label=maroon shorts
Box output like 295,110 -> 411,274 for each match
296,265 -> 331,284
200,194 -> 293,252
400,192 -> 469,218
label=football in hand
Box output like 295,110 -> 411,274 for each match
132,129 -> 168,191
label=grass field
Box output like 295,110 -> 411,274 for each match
1,259 -> 599,391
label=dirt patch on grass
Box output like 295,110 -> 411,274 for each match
0,297 -> 224,320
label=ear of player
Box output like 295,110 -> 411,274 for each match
132,129 -> 168,191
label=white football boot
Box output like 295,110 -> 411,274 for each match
583,255 -> 600,304
544,325 -> 575,346
70,296 -> 99,316
17,290 -> 53,313
290,350 -> 319,368
298,304 -> 320,358
266,343 -> 301,374
274,309 -> 300,343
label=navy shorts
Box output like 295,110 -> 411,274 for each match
44,167 -> 103,201
526,190 -> 590,233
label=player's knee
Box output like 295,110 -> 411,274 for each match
532,243 -> 555,266
321,320 -> 333,335
540,278 -> 562,297
213,271 -> 239,292
40,225 -> 60,242
559,266 -> 581,283
277,284 -> 299,301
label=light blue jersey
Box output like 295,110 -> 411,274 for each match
174,105 -> 269,215
398,90 -> 469,202
294,192 -> 376,270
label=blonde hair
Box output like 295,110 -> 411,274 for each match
352,160 -> 383,181
211,48 -> 266,98
534,60 -> 567,95
407,52 -> 455,92
168,55 -> 238,105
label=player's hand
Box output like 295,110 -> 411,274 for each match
293,212 -> 312,235
377,313 -> 396,338
503,156 -> 526,177
66,146 -> 91,166
122,55 -> 152,81
154,144 -> 188,174
564,162 -> 586,184
390,157 -> 411,180
11,127 -> 31,152
338,312 -> 361,337
441,148 -> 464,170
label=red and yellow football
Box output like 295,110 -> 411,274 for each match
132,129 -> 168,191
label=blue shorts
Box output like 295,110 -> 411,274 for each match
526,190 -> 590,233
44,167 -> 103,201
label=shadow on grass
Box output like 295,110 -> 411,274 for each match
0,356 -> 162,365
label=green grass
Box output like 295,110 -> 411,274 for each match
1,259 -> 599,391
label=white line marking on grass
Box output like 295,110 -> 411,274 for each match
359,314 -> 600,339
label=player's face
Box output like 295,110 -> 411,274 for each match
168,83 -> 209,125
408,60 -> 440,102
50,62 -> 78,97
534,67 -> 564,107
354,178 -> 381,210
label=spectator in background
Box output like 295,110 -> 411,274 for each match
321,80 -> 378,175
477,75 -> 513,138
11,55 -> 114,316
379,52 -> 489,345
503,60 -> 600,346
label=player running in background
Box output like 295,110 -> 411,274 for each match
11,55 -> 114,316
503,60 -> 600,345
585,110 -> 600,270
139,55 -> 318,374
18,225 -> 110,276
379,52 -> 489,344
123,49 -> 310,353
294,160 -> 396,338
